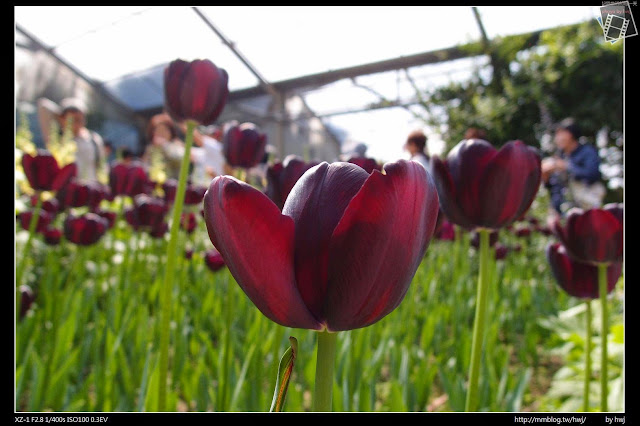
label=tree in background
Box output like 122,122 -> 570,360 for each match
414,21 -> 622,202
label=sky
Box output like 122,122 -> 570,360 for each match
15,6 -> 604,163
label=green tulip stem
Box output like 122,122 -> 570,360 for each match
157,119 -> 196,412
17,191 -> 42,287
313,330 -> 338,412
584,299 -> 592,412
598,263 -> 609,412
218,273 -> 233,412
465,228 -> 491,412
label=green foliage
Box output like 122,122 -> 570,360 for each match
417,21 -> 622,153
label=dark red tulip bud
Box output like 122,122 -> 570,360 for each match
266,155 -> 320,210
547,243 -> 622,299
19,285 -> 35,319
181,212 -> 197,234
64,213 -> 108,246
109,161 -> 150,198
184,184 -> 207,205
515,226 -> 532,238
95,209 -> 117,229
22,150 -> 77,192
347,156 -> 382,174
204,159 -> 440,331
126,194 -> 167,231
31,195 -> 60,215
431,139 -> 541,230
17,210 -> 52,233
436,219 -> 455,241
163,179 -> 178,203
149,221 -> 169,239
204,249 -> 226,272
185,249 -> 194,260
56,180 -> 91,208
494,243 -> 509,260
535,225 -> 553,236
552,204 -> 623,265
223,123 -> 267,169
164,58 -> 229,125
43,227 -> 62,246
471,230 -> 499,249
527,216 -> 540,226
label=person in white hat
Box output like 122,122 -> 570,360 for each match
37,97 -> 106,182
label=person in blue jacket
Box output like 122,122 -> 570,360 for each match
542,119 -> 604,215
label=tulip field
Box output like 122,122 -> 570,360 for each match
15,182 -> 624,412
15,57 -> 624,415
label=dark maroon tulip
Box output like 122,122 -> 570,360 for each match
164,58 -> 229,125
17,210 -> 52,233
19,285 -> 35,319
204,159 -> 439,331
535,225 -> 553,236
266,155 -> 320,209
43,227 -> 62,246
181,212 -> 197,234
149,221 -> 169,239
95,209 -> 117,229
184,183 -> 207,205
185,249 -> 194,260
527,216 -> 540,226
205,249 -> 226,272
21,150 -> 77,192
431,139 -> 541,230
515,226 -> 532,238
126,194 -> 167,231
494,244 -> 509,260
30,195 -> 60,215
471,229 -> 499,249
109,161 -> 150,198
223,123 -> 267,169
56,180 -> 91,208
436,219 -> 455,241
64,213 -> 108,246
552,204 -> 623,265
347,156 -> 382,174
547,243 -> 622,299
163,179 -> 178,203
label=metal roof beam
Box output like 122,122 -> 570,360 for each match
16,24 -> 143,121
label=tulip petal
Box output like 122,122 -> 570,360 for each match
565,208 -> 623,264
324,160 -> 439,331
204,176 -> 322,330
446,139 -> 496,223
181,60 -> 222,124
164,60 -> 189,122
283,162 -> 369,320
478,141 -> 541,228
431,156 -> 474,229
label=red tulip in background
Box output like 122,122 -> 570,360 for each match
552,204 -> 623,265
164,59 -> 229,126
494,244 -> 510,260
30,196 -> 60,215
204,249 -> 226,272
17,210 -> 52,233
471,230 -> 499,249
223,122 -> 267,169
347,157 -> 382,173
203,159 -> 439,331
95,210 -> 117,229
109,161 -> 150,198
163,179 -> 178,203
346,156 -> 382,174
547,243 -> 622,299
431,139 -> 541,230
43,228 -> 62,246
435,219 -> 455,241
181,212 -> 197,234
125,194 -> 168,232
21,150 -> 77,192
266,155 -> 319,210
184,183 -> 207,205
515,226 -> 532,238
19,285 -> 35,319
64,213 -> 109,246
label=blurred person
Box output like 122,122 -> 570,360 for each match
405,129 -> 430,171
542,118 -> 604,216
182,123 -> 229,185
142,113 -> 186,180
37,97 -> 106,182
464,127 -> 488,141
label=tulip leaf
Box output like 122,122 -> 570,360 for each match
269,336 -> 298,412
